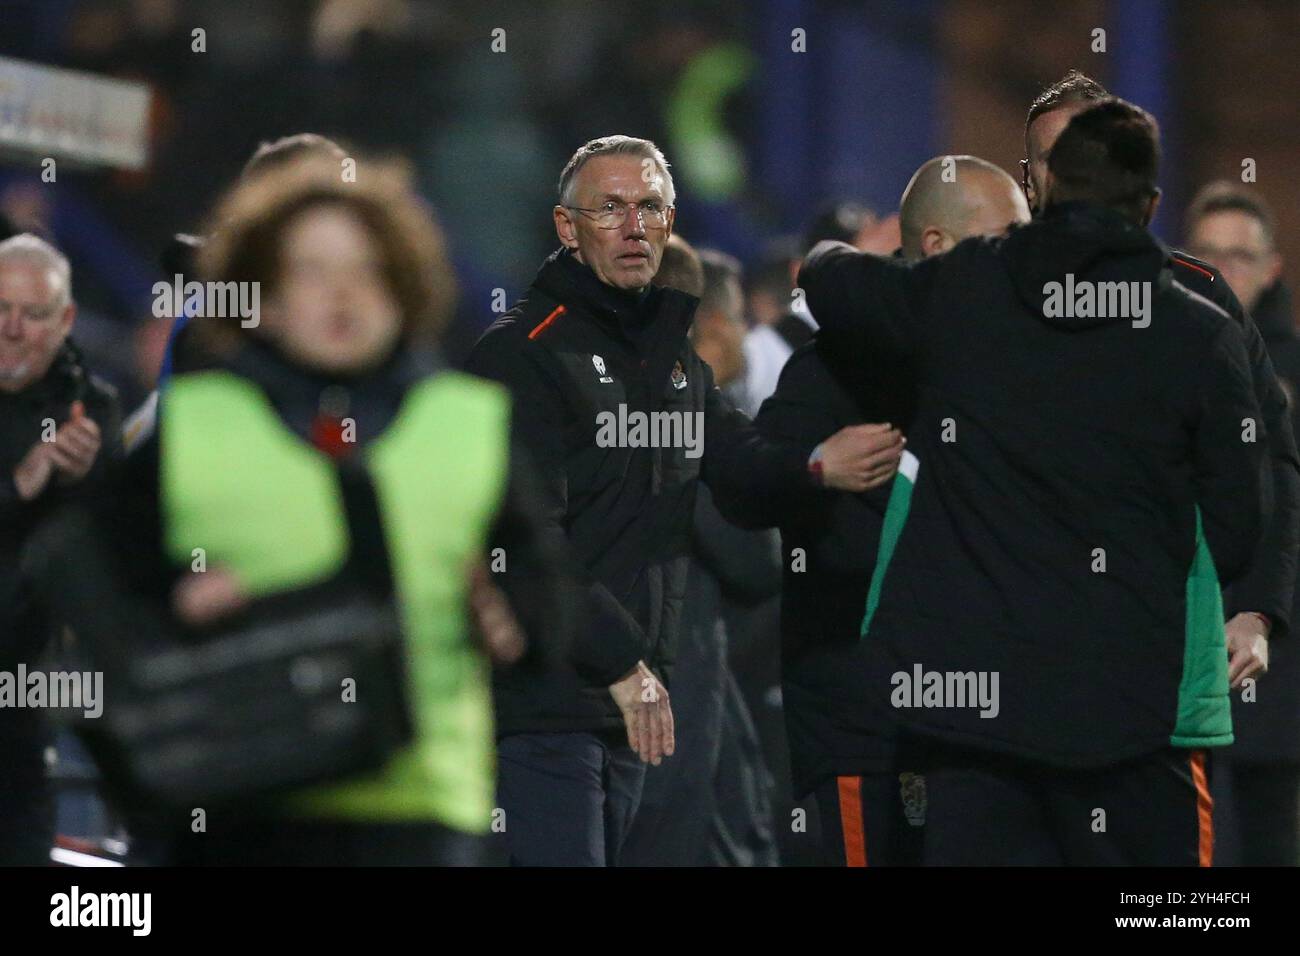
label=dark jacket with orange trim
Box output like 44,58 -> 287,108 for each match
466,248 -> 817,734
1166,252 -> 1300,640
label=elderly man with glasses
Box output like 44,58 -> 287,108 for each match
466,135 -> 902,866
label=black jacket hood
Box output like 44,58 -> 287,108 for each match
1001,201 -> 1171,330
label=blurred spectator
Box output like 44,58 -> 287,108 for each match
0,181 -> 54,238
653,233 -> 705,296
155,133 -> 350,388
0,234 -> 121,865
738,202 -> 875,417
694,248 -> 747,404
1186,182 -> 1300,867
57,157 -> 569,865
1185,181 -> 1291,330
744,237 -> 799,331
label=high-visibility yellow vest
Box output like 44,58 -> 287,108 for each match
161,367 -> 509,832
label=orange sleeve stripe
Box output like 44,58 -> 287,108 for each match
837,775 -> 868,867
528,304 -> 566,340
1190,750 -> 1213,867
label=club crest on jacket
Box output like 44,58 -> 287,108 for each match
899,772 -> 927,827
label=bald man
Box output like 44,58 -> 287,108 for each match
900,155 -> 1031,261
750,157 -> 1027,866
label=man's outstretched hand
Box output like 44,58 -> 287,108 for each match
609,661 -> 674,765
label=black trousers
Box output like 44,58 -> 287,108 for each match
619,620 -> 727,867
814,770 -> 925,866
917,742 -> 1213,866
494,729 -> 646,866
0,712 -> 54,867
621,626 -> 777,866
1,618 -> 55,867
1214,759 -> 1300,866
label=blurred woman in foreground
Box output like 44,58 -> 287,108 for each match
82,157 -> 569,865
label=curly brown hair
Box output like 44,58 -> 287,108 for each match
195,155 -> 456,356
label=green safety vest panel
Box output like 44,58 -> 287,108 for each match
860,451 -> 1232,747
161,368 -> 510,831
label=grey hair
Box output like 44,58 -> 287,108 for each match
0,234 -> 73,311
558,135 -> 676,208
